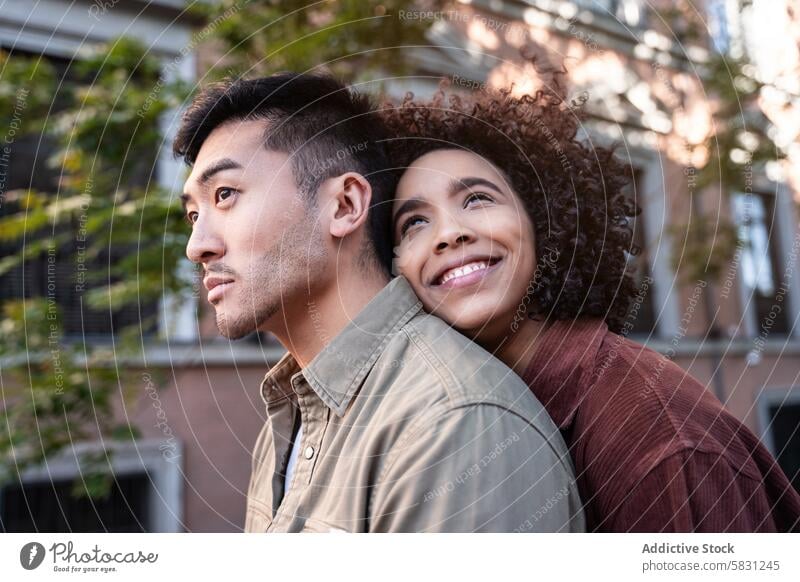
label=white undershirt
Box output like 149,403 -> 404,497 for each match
284,423 -> 303,493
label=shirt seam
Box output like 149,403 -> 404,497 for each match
401,323 -> 457,401
246,497 -> 274,520
401,320 -> 559,437
402,319 -> 525,407
369,401 -> 571,520
260,351 -> 299,406
302,298 -> 421,415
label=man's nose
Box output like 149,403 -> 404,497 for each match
186,218 -> 225,264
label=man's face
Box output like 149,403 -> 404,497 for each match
182,119 -> 327,339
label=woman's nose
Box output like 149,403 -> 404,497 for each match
434,218 -> 475,253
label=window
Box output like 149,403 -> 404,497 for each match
732,191 -> 790,336
572,0 -> 644,27
706,0 -> 731,53
0,440 -> 182,533
0,48 -> 158,338
625,167 -> 657,336
1,473 -> 151,532
763,397 -> 800,495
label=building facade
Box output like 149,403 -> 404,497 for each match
1,0 -> 798,532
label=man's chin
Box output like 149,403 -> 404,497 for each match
215,310 -> 257,340
214,304 -> 278,340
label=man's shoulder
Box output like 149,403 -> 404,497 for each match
378,311 -> 552,426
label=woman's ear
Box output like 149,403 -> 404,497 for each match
323,172 -> 372,239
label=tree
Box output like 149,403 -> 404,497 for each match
188,0 -> 429,82
0,2 -> 433,501
0,38 -> 189,498
653,1 -> 792,285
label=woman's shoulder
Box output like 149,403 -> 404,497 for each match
576,329 -> 754,477
589,329 -> 711,409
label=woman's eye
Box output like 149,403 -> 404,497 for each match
399,215 -> 427,238
186,211 -> 198,226
215,187 -> 237,204
465,191 -> 494,207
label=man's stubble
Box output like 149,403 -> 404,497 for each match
216,212 -> 328,340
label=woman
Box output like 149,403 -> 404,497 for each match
381,85 -> 800,532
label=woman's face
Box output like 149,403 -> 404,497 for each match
392,149 -> 537,342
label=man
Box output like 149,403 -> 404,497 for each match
174,73 -> 584,532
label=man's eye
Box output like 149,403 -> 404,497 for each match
399,215 -> 427,238
215,187 -> 237,204
185,211 -> 198,225
465,191 -> 493,207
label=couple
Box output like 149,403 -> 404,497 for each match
175,73 -> 800,532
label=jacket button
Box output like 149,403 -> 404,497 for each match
304,446 -> 315,460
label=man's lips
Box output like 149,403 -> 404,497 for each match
204,276 -> 235,303
429,255 -> 502,289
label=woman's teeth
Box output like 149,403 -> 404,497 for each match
439,261 -> 488,284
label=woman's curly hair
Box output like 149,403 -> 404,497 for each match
380,79 -> 640,333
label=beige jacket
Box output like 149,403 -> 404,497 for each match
244,277 -> 585,532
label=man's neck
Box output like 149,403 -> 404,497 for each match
270,269 -> 390,368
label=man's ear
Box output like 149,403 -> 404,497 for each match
322,172 -> 372,239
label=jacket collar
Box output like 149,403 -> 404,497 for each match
521,318 -> 608,430
260,277 -> 422,416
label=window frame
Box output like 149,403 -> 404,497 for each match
0,2 -> 199,343
0,439 -> 184,533
731,182 -> 800,340
757,386 -> 800,493
621,148 -> 681,340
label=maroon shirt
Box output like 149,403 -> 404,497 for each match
522,318 -> 800,532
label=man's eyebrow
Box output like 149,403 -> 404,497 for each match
197,157 -> 243,186
392,197 -> 430,223
447,177 -> 504,197
181,158 -> 243,210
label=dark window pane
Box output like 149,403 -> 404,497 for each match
624,167 -> 657,336
768,401 -> 800,495
732,192 -> 789,335
0,473 -> 150,532
0,50 -> 158,337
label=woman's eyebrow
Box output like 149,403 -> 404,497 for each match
393,197 -> 429,222
393,176 -> 505,222
448,177 -> 504,196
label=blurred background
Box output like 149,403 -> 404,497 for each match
0,0 -> 798,532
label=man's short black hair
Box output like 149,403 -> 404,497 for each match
173,73 -> 396,274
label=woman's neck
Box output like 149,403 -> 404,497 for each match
478,317 -> 547,379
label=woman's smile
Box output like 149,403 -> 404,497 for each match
429,256 -> 503,290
